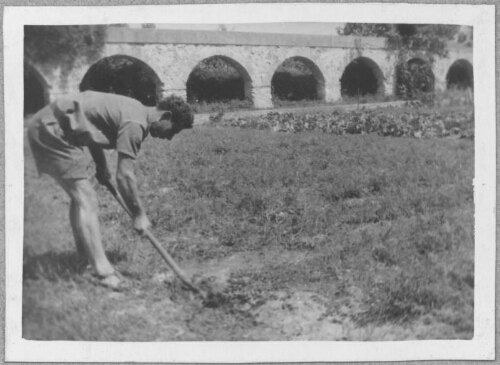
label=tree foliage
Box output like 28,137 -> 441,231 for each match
388,24 -> 459,61
395,59 -> 435,99
24,25 -> 106,73
190,57 -> 241,81
276,58 -> 313,76
389,25 -> 458,99
339,23 -> 459,61
338,23 -> 393,37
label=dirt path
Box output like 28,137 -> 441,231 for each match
194,101 -> 408,125
97,249 -> 456,341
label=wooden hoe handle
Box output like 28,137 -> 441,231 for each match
103,181 -> 206,299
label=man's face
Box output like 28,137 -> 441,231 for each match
150,112 -> 183,140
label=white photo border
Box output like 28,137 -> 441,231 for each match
5,3 -> 496,362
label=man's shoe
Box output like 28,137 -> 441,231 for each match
99,272 -> 130,291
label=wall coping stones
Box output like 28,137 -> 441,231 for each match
106,27 -> 387,49
106,27 -> 471,51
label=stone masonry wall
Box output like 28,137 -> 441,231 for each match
31,28 -> 473,109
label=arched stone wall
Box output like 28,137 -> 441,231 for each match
186,55 -> 252,104
185,54 -> 253,103
433,46 -> 473,91
79,54 -> 163,105
340,56 -> 385,97
102,44 -> 259,104
33,28 -> 473,109
264,48 -> 335,105
328,47 -> 395,103
270,56 -> 326,102
446,59 -> 473,90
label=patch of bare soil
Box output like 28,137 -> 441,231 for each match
103,250 -> 459,341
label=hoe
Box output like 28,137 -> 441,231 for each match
103,180 -> 210,301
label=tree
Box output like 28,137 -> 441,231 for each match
339,23 -> 458,60
338,23 -> 392,37
24,25 -> 106,75
338,23 -> 460,99
387,24 -> 459,61
388,24 -> 458,99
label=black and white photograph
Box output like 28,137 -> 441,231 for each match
4,2 -> 495,362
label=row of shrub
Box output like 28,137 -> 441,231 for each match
213,108 -> 474,139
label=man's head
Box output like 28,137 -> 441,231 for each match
150,95 -> 194,140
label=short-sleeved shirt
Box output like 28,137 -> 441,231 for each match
74,91 -> 150,159
27,91 -> 151,179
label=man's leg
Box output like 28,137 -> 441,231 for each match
56,178 -> 116,279
28,111 -> 122,288
69,199 -> 90,268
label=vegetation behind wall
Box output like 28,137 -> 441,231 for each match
24,25 -> 106,76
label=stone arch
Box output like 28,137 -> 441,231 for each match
79,54 -> 163,106
24,63 -> 50,115
396,57 -> 435,97
340,57 -> 385,98
185,55 -> 253,103
446,59 -> 473,90
271,56 -> 326,102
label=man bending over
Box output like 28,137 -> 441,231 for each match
27,91 -> 194,289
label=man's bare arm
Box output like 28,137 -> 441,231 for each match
89,146 -> 111,185
116,152 -> 151,233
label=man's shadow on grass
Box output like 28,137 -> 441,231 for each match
23,249 -> 127,282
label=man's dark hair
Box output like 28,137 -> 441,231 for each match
157,95 -> 194,129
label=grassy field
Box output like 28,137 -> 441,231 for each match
23,109 -> 474,341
